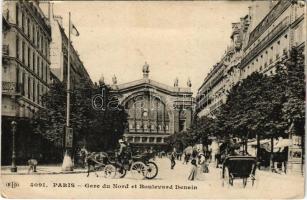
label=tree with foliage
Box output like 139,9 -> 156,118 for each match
167,115 -> 220,150
274,46 -> 305,166
217,72 -> 286,146
274,47 -> 305,136
166,47 -> 305,160
31,81 -> 66,146
85,83 -> 128,151
32,79 -> 128,156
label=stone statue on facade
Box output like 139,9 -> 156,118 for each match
174,77 -> 179,87
112,74 -> 117,85
99,74 -> 105,85
143,62 -> 150,78
187,78 -> 192,87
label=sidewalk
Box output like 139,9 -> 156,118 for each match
1,165 -> 88,175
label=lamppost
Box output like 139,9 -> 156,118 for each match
11,121 -> 17,172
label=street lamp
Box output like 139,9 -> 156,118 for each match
11,121 -> 17,172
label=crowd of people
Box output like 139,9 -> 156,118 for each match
168,145 -> 212,181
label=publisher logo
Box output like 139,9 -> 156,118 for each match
5,181 -> 19,189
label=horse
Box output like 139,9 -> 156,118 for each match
215,143 -> 228,168
257,147 -> 288,173
79,148 -> 108,177
271,148 -> 288,174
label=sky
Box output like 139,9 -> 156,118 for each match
49,1 -> 251,95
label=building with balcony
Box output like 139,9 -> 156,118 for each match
2,0 -> 52,165
240,0 -> 305,78
196,0 -> 305,118
195,0 -> 305,173
196,14 -> 251,117
109,63 -> 194,150
2,1 -> 51,119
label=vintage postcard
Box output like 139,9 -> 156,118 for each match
1,0 -> 306,199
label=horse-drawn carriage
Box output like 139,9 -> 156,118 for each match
104,151 -> 158,179
221,156 -> 257,187
81,149 -> 158,179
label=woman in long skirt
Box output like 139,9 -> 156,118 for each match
188,150 -> 198,180
196,152 -> 206,180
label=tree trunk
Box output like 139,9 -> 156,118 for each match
245,138 -> 248,155
301,135 -> 305,175
270,136 -> 274,171
256,133 -> 260,159
245,131 -> 250,155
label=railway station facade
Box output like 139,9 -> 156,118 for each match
110,63 -> 194,150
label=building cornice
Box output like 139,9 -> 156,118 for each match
113,78 -> 192,96
240,16 -> 290,69
245,0 -> 291,51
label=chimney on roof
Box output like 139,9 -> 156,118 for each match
54,15 -> 63,26
269,0 -> 274,9
33,0 -> 39,5
248,6 -> 252,18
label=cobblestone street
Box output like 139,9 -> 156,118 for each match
1,157 -> 304,198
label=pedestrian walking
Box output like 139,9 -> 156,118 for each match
188,150 -> 198,180
196,152 -> 206,180
202,150 -> 210,173
178,152 -> 183,161
27,158 -> 38,173
183,153 -> 190,164
170,148 -> 176,169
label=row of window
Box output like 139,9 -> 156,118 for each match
129,123 -> 169,131
242,34 -> 288,76
201,35 -> 289,104
126,137 -> 164,143
16,67 -> 47,106
16,36 -> 49,83
16,3 -> 49,57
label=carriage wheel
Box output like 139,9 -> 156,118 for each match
224,167 -> 232,186
95,165 -> 106,177
243,178 -> 247,188
144,162 -> 158,179
130,162 -> 146,179
117,167 -> 127,178
104,164 -> 116,178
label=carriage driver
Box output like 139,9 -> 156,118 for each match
118,139 -> 127,156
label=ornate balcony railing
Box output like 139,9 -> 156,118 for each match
196,95 -> 212,111
246,0 -> 291,50
240,16 -> 290,69
209,99 -> 223,112
2,81 -> 23,94
2,45 -> 9,56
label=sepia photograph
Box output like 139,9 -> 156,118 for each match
1,0 -> 306,198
